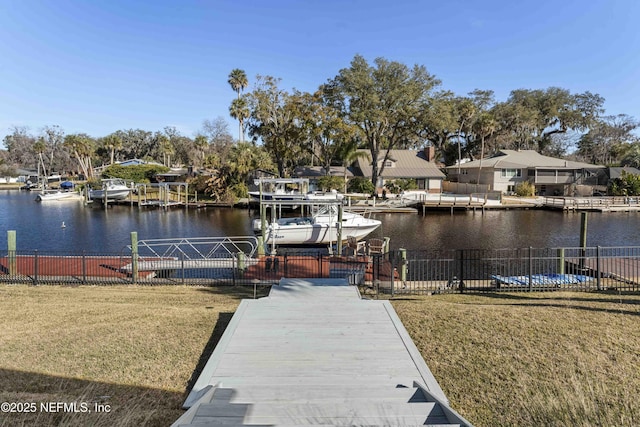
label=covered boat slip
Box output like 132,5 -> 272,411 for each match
174,278 -> 471,426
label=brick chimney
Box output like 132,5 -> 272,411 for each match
424,145 -> 435,162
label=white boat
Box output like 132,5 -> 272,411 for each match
89,178 -> 131,201
248,178 -> 307,202
305,189 -> 345,201
35,190 -> 82,202
254,204 -> 381,245
249,178 -> 344,204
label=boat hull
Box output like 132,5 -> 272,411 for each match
89,189 -> 130,200
35,191 -> 82,202
263,219 -> 381,245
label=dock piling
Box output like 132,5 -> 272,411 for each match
7,230 -> 16,275
131,232 -> 139,283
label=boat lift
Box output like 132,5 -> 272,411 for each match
257,198 -> 348,256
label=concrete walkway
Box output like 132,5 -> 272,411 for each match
173,278 -> 472,426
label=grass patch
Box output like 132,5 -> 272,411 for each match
0,284 -> 269,426
1,286 -> 638,426
391,291 -> 640,426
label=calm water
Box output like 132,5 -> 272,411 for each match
1,190 -> 638,253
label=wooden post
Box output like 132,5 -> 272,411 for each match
7,230 -> 16,275
399,248 -> 407,287
579,212 -> 588,271
103,181 -> 107,210
237,251 -> 246,278
580,212 -> 588,248
260,203 -> 266,243
557,248 -> 565,274
257,236 -> 265,256
131,231 -> 139,283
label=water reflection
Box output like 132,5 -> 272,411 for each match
1,191 -> 639,252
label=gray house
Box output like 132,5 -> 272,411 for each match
293,166 -> 354,191
447,150 -> 604,196
355,147 -> 445,193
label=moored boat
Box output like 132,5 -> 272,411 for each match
254,204 -> 381,245
88,178 -> 131,201
35,190 -> 82,202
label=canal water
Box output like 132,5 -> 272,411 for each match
1,190 -> 638,253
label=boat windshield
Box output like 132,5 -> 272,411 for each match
312,204 -> 339,216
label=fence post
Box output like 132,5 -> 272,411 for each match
33,250 -> 38,286
82,251 -> 87,285
7,230 -> 17,276
458,249 -> 465,293
237,252 -> 246,282
528,247 -> 533,292
398,248 -> 408,296
557,248 -> 565,275
388,253 -> 394,296
596,246 -> 601,291
579,212 -> 588,271
130,232 -> 138,284
181,252 -> 185,285
232,253 -> 236,286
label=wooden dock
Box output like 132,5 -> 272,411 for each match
173,278 -> 471,426
543,196 -> 640,212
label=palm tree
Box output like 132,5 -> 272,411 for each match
455,98 -> 476,178
33,138 -> 48,184
473,113 -> 498,185
103,133 -> 123,165
64,134 -> 95,179
158,135 -> 174,167
338,140 -> 370,193
194,134 -> 209,167
229,97 -> 250,144
228,69 -> 248,142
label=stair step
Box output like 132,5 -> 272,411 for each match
212,384 -> 430,404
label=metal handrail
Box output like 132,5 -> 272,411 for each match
126,236 -> 259,259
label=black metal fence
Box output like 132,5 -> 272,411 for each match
1,247 -> 639,294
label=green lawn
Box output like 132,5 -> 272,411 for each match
0,285 -> 638,426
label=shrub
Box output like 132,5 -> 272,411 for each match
610,171 -> 640,196
515,181 -> 535,197
316,176 -> 344,191
385,178 -> 418,194
347,177 -> 375,194
229,182 -> 249,198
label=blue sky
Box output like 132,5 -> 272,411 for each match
1,0 -> 639,147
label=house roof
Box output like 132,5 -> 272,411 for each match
293,166 -> 354,178
448,150 -> 604,170
118,158 -> 164,167
356,150 -> 445,179
609,166 -> 640,179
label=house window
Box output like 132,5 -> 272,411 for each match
384,160 -> 393,168
461,169 -> 468,175
501,168 -> 522,178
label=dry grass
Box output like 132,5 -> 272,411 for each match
391,291 -> 640,426
1,285 -> 639,426
0,284 -> 269,426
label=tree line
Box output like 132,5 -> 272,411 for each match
2,54 -> 640,198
